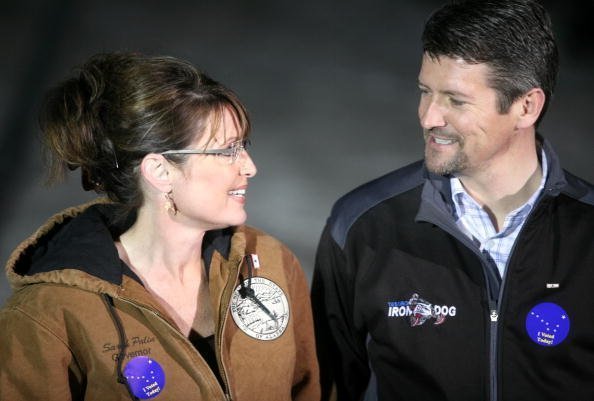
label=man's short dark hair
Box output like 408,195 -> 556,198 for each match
422,0 -> 559,125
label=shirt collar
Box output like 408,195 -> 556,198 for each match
450,148 -> 548,218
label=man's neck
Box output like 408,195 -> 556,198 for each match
457,140 -> 542,232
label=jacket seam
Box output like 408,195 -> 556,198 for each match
7,305 -> 82,372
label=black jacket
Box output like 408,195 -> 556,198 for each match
312,139 -> 594,401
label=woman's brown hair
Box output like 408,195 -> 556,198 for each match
40,52 -> 250,214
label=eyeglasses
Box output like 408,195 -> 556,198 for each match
161,139 -> 250,165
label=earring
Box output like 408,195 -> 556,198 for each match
164,191 -> 178,216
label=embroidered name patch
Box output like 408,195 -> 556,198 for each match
123,356 -> 166,399
525,302 -> 570,347
387,293 -> 457,326
230,277 -> 290,340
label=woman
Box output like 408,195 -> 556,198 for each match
0,52 -> 320,401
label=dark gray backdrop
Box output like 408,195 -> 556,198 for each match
1,0 -> 593,306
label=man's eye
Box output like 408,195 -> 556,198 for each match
450,98 -> 466,106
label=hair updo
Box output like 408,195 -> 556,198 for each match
40,52 -> 250,213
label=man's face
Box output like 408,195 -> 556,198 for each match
417,54 -> 521,177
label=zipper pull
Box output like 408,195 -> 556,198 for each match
490,310 -> 499,322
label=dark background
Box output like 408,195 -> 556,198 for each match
1,0 -> 593,306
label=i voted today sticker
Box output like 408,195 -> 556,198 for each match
123,356 -> 166,399
525,302 -> 570,347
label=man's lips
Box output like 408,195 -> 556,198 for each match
425,131 -> 460,146
432,136 -> 456,145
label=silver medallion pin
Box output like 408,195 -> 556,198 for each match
230,277 -> 290,340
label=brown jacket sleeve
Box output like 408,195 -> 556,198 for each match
286,251 -> 321,401
0,305 -> 79,401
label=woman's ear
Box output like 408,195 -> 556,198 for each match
139,153 -> 175,193
515,88 -> 546,129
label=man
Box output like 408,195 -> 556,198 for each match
312,1 -> 594,400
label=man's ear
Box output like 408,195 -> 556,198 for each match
139,153 -> 175,193
515,88 -> 546,129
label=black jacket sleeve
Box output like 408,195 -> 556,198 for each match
311,225 -> 370,401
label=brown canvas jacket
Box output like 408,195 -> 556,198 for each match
0,200 -> 320,401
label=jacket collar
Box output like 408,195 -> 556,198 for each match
8,201 -> 235,288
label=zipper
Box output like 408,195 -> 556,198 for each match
214,257 -> 243,401
487,195 -> 549,401
419,206 -> 502,401
418,171 -> 553,401
215,292 -> 232,400
480,197 -> 550,401
489,305 -> 498,401
118,298 -> 228,400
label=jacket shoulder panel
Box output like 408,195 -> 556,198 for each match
561,169 -> 594,206
1,282 -> 104,342
328,160 -> 425,248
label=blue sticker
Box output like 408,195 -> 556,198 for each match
123,356 -> 166,399
525,302 -> 570,347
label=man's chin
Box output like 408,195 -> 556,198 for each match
424,149 -> 467,176
425,159 -> 461,176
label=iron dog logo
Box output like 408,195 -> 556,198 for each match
387,293 -> 457,326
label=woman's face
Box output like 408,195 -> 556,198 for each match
169,107 -> 257,231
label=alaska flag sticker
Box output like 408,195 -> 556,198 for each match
525,302 -> 570,347
124,356 -> 166,399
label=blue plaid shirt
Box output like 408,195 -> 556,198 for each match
450,151 -> 548,278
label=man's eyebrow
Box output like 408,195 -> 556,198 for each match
418,84 -> 473,99
441,89 -> 473,99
